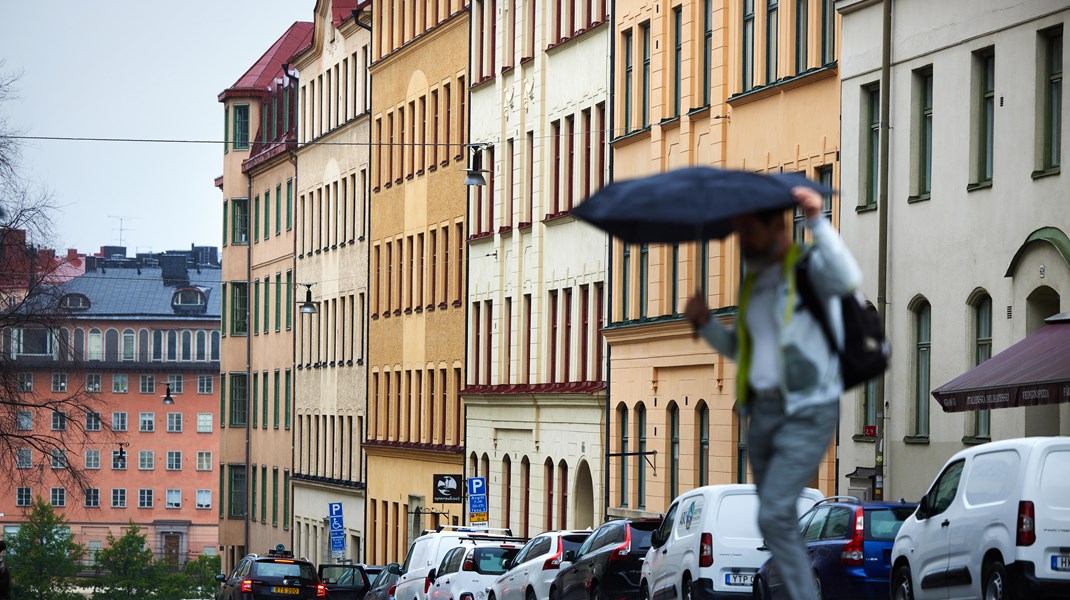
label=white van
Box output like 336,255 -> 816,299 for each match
891,437 -> 1070,600
395,527 -> 517,600
640,484 -> 823,599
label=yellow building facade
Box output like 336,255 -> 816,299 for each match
366,1 -> 470,564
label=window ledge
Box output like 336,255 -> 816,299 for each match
428,164 -> 437,173
469,231 -> 494,242
903,435 -> 930,445
543,210 -> 575,225
611,126 -> 652,148
452,300 -> 462,308
426,304 -> 436,312
687,104 -> 712,118
404,308 -> 413,315
855,203 -> 878,213
520,56 -> 534,67
371,313 -> 379,320
1031,166 -> 1060,180
962,435 -> 991,446
851,434 -> 878,443
393,309 -> 401,316
660,115 -> 682,130
966,180 -> 992,192
518,221 -> 533,230
471,75 -> 495,90
501,65 -> 515,76
907,193 -> 930,204
439,302 -> 448,310
383,182 -> 392,189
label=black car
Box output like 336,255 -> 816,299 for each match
364,563 -> 403,600
216,547 -> 325,599
319,563 -> 372,600
549,519 -> 659,600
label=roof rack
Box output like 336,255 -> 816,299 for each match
426,525 -> 515,536
814,495 -> 863,506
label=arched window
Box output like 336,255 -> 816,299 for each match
636,402 -> 647,509
88,329 -> 102,360
73,328 -> 85,362
501,455 -> 512,530
181,330 -> 192,361
696,402 -> 709,487
152,330 -> 163,361
469,452 -> 479,477
104,329 -> 119,362
58,328 -> 70,361
668,402 -> 680,499
544,458 -> 555,530
60,293 -> 90,310
913,299 -> 932,437
166,331 -> 178,362
558,460 -> 569,529
618,403 -> 629,507
138,329 -> 149,362
195,331 -> 207,361
480,453 -> 490,480
521,456 -> 530,538
972,293 -> 992,438
210,331 -> 221,361
121,329 -> 135,361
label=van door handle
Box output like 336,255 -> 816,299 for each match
661,549 -> 667,554
941,519 -> 950,528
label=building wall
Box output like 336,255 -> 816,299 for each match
367,5 -> 470,563
292,2 -> 372,566
837,0 -> 1070,501
464,0 -> 610,533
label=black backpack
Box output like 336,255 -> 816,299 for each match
795,253 -> 889,390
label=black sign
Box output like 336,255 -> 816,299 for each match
433,474 -> 463,504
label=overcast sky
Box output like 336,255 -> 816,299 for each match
1,1 -> 312,257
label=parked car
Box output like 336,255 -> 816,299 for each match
550,519 -> 659,600
752,496 -> 917,599
366,563 -> 403,600
428,539 -> 524,600
216,545 -> 325,600
320,563 -> 372,600
640,484 -> 824,600
395,527 -> 518,600
891,436 -> 1070,600
489,530 -> 593,600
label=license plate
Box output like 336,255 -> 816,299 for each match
273,586 -> 301,595
725,574 -> 755,586
1053,555 -> 1070,571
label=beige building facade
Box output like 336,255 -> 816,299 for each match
218,21 -> 310,572
366,1 -> 470,564
292,0 -> 371,566
464,0 -> 611,535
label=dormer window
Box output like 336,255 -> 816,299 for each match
60,294 -> 90,310
173,289 -> 206,307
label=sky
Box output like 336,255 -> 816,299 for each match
0,1 -> 313,257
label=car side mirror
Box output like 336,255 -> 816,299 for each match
388,563 -> 403,575
650,530 -> 661,547
916,495 -> 930,519
426,569 -> 437,582
563,550 -> 576,563
215,573 -> 226,582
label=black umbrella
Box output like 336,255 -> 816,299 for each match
572,166 -> 833,244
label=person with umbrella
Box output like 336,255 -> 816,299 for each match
683,185 -> 861,600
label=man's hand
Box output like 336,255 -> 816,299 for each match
684,292 -> 710,330
793,185 -> 823,221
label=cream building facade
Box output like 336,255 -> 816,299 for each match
837,0 -> 1070,502
465,0 -> 610,534
292,0 -> 371,565
366,1 -> 470,564
218,21 -> 310,572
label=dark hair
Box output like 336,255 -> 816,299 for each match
753,206 -> 788,224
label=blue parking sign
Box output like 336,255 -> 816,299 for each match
467,477 -> 487,497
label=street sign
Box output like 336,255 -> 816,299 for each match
328,502 -> 346,557
331,535 -> 346,552
468,494 -> 488,513
470,512 -> 488,526
467,477 -> 487,497
329,502 -> 343,517
329,515 -> 345,532
434,474 -> 464,503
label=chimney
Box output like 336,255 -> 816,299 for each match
160,254 -> 189,286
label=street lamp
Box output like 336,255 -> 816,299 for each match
299,283 -> 317,315
161,382 -> 174,405
464,145 -> 489,186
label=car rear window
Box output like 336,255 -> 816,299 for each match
628,522 -> 657,550
257,561 -> 317,580
471,547 -> 521,575
561,534 -> 589,554
864,507 -> 916,541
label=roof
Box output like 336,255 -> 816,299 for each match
331,0 -> 361,28
219,21 -> 313,102
932,315 -> 1070,412
54,268 -> 221,320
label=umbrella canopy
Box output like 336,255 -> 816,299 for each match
572,167 -> 832,244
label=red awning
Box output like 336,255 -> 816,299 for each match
932,315 -> 1070,412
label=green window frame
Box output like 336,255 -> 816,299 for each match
273,371 -> 280,429
624,30 -> 634,134
621,243 -> 631,321
743,0 -> 755,92
227,465 -> 246,518
253,195 -> 260,243
233,104 -> 250,150
673,8 -> 682,118
232,198 -> 249,244
219,468 -> 225,518
262,372 -> 269,429
253,280 -> 260,335
976,49 -> 995,184
671,243 -> 680,315
918,69 -> 933,197
637,403 -> 647,509
639,244 -> 649,319
703,0 -> 713,106
973,295 -> 992,438
260,465 -> 268,524
272,468 -> 279,526
228,373 -> 247,427
276,184 -> 282,234
221,283 -> 228,336
263,189 -> 271,240
272,94 -> 278,140
263,276 -> 271,334
284,370 -> 292,430
251,464 -> 258,521
224,106 -> 229,154
914,301 -> 931,437
796,0 -> 808,74
865,84 -> 880,206
275,274 -> 282,331
767,0 -> 779,84
223,200 -> 229,246
286,270 -> 293,329
219,374 -> 226,428
251,373 -> 259,428
698,403 -> 709,486
231,283 -> 248,335
283,87 -> 290,133
641,23 -> 651,127
283,470 -> 290,529
619,407 -> 628,506
669,403 -> 679,499
1043,28 -> 1063,170
262,100 -> 269,144
821,0 -> 834,64
286,180 -> 293,230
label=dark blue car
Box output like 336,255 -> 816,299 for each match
752,497 -> 917,600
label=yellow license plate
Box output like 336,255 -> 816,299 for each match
272,586 -> 301,594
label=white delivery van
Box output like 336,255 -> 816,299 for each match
641,484 -> 823,600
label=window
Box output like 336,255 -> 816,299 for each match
85,488 -> 100,508
166,412 -> 182,433
864,84 -> 880,206
229,374 -> 248,426
112,488 -> 127,508
914,68 -> 933,198
16,449 -> 31,469
621,243 -> 631,320
51,488 -> 66,507
1041,28 -> 1063,171
166,489 -> 181,509
17,372 -> 33,391
197,413 -> 213,433
112,450 -> 127,470
697,403 -> 709,486
636,403 -> 647,509
84,411 -> 101,431
820,0 -> 834,64
139,374 -> 155,394
972,294 -> 992,438
85,449 -> 100,470
618,405 -> 628,506
197,451 -> 213,471
766,0 -> 778,83
743,0 -> 755,91
139,488 -> 154,508
139,412 -> 155,432
86,373 -> 101,392
668,403 -> 679,499
232,198 -> 249,244
703,0 -> 713,106
167,451 -> 182,471
52,373 -> 67,392
122,329 -> 135,360
673,8 -> 682,117
231,282 -> 249,334
795,0 -> 807,73
112,374 -> 128,393
641,24 -> 650,127
168,374 -> 184,394
233,104 -> 249,149
974,48 -> 995,185
16,411 -> 31,430
197,489 -> 212,509
52,411 -> 67,431
623,30 -> 633,133
913,300 -> 931,438
639,244 -> 649,319
16,487 -> 31,507
112,412 -> 127,432
284,370 -> 292,430
51,448 -> 67,469
198,374 -> 213,394
139,450 -> 154,470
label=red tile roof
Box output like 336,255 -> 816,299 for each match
331,0 -> 361,28
218,21 -> 313,102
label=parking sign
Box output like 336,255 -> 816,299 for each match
467,477 -> 486,496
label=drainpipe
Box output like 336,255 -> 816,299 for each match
874,0 -> 892,501
284,61 -> 300,554
603,0 -> 616,525
246,169 -> 253,552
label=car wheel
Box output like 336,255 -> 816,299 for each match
681,577 -> 693,600
527,589 -> 538,600
983,559 -> 1009,600
549,586 -> 559,600
752,575 -> 769,600
639,583 -> 650,600
892,565 -> 914,600
590,583 -> 606,600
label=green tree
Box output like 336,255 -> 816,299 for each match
91,522 -> 166,600
183,554 -> 223,599
5,496 -> 85,600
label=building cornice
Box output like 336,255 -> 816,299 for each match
369,11 -> 468,73
835,0 -> 882,15
363,441 -> 466,460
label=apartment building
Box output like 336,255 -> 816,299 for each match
291,0 -> 372,565
465,0 -> 610,534
218,21 -> 310,571
367,0 -> 470,563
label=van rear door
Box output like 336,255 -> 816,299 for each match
1033,445 -> 1070,584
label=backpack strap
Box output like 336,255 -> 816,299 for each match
794,250 -> 839,355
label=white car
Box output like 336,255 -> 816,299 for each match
489,531 -> 593,600
428,540 -> 524,600
640,484 -> 823,599
891,437 -> 1070,600
395,527 -> 516,600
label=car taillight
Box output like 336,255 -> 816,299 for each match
460,594 -> 474,600
609,526 -> 633,561
543,538 -> 564,570
241,579 -> 253,593
424,574 -> 435,593
316,583 -> 327,597
463,554 -> 476,571
1017,501 -> 1036,546
387,584 -> 398,598
840,507 -> 866,566
699,533 -> 714,568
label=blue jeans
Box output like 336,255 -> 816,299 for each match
747,392 -> 838,600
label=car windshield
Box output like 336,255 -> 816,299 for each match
471,547 -> 521,575
258,560 -> 317,580
561,534 -> 589,554
371,569 -> 400,590
864,507 -> 917,541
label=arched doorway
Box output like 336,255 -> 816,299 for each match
572,460 -> 594,529
1026,285 -> 1061,436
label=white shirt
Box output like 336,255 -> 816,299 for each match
745,263 -> 782,391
